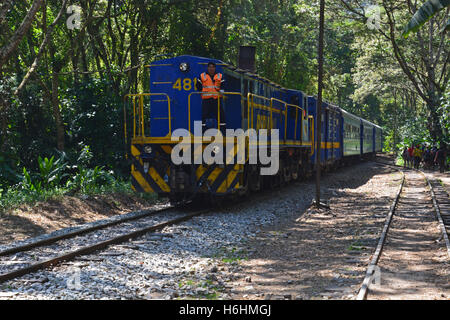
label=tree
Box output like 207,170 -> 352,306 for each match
316,0 -> 325,207
340,0 -> 449,145
403,0 -> 450,38
0,0 -> 44,71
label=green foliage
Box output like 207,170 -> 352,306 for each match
398,115 -> 433,148
77,145 -> 93,167
68,165 -> 115,194
403,0 -> 450,38
37,156 -> 67,188
0,185 -> 67,213
0,153 -> 21,188
0,146 -> 141,213
63,80 -> 126,174
438,83 -> 450,145
21,167 -> 42,193
1,0 -> 448,209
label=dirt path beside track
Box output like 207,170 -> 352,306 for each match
224,161 -> 406,300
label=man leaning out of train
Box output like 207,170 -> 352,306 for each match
196,62 -> 226,133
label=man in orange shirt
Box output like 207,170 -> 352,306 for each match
196,62 -> 225,130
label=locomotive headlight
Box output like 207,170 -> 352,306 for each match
144,146 -> 152,154
179,62 -> 190,72
143,162 -> 150,174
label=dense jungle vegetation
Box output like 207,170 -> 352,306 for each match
0,0 -> 448,209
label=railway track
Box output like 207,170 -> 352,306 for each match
0,172 -> 312,289
357,161 -> 450,300
424,174 -> 450,255
0,205 -> 210,285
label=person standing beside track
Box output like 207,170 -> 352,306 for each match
407,145 -> 414,168
402,147 -> 408,168
435,146 -> 447,173
423,147 -> 432,170
413,145 -> 423,169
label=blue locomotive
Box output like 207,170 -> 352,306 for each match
124,52 -> 382,203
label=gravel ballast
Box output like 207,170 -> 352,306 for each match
0,161 -> 406,300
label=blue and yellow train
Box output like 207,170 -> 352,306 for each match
124,54 -> 382,203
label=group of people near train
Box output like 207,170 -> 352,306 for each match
402,144 -> 448,172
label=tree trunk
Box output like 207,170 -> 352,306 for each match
0,0 -> 44,70
14,0 -> 68,95
0,97 -> 9,152
315,0 -> 325,207
393,90 -> 398,153
427,96 -> 444,144
48,33 -> 65,151
51,71 -> 65,151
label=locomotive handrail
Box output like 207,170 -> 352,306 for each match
246,94 -> 305,143
187,91 -> 243,134
288,102 -> 308,142
270,97 -> 306,143
271,97 -> 290,142
124,93 -> 172,138
247,93 -> 273,131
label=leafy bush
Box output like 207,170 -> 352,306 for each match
0,145 -> 141,213
63,80 -> 126,175
21,167 -> 42,193
37,156 -> 68,188
68,166 -> 116,194
18,154 -> 68,194
0,152 -> 21,188
0,184 -> 67,213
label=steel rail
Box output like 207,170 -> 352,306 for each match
0,208 -> 210,284
356,162 -> 405,300
0,206 -> 174,257
358,159 -> 449,300
420,170 -> 450,259
374,160 -> 449,258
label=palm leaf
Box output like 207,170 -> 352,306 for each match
403,0 -> 450,38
